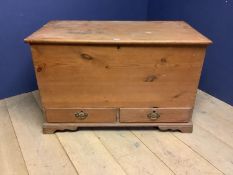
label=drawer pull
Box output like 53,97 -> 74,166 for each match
147,111 -> 160,120
74,111 -> 88,120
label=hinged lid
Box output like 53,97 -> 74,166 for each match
24,21 -> 212,45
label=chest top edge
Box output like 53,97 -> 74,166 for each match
24,21 -> 212,45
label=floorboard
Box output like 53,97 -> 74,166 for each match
133,130 -> 222,175
5,93 -> 78,175
193,95 -> 233,148
174,124 -> 233,175
0,100 -> 28,175
57,131 -> 127,175
33,91 -> 127,175
2,89 -> 232,175
197,91 -> 233,124
94,130 -> 174,175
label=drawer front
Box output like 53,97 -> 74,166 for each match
45,108 -> 117,123
120,108 -> 192,123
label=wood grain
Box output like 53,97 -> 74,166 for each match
32,91 -> 193,133
0,100 -> 28,175
193,96 -> 233,148
46,108 -> 117,123
94,130 -> 174,175
42,122 -> 193,134
31,45 -> 206,109
3,89 -> 233,174
24,21 -> 212,45
56,131 -> 127,175
26,21 -> 211,131
196,90 -> 233,124
133,130 -> 222,175
5,93 -> 78,175
120,108 -> 192,123
174,124 -> 233,175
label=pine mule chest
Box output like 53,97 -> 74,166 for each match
25,21 -> 212,134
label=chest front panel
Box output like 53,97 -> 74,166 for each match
31,44 -> 205,109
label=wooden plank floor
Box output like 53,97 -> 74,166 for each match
0,90 -> 232,175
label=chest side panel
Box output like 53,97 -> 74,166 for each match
31,45 -> 206,109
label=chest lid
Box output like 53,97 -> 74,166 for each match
24,21 -> 212,45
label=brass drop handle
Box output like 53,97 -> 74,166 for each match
75,111 -> 88,120
147,111 -> 160,120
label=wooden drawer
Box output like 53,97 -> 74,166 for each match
45,108 -> 117,123
120,108 -> 192,123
